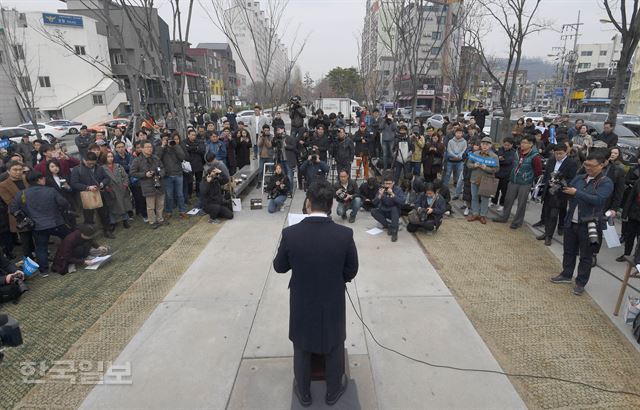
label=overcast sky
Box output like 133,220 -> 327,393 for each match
3,0 -> 626,80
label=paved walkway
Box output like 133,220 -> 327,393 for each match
79,188 -> 525,409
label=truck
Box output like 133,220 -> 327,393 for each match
313,98 -> 361,123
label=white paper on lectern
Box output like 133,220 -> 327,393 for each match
288,213 -> 308,226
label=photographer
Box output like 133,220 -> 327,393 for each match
392,124 -> 413,183
371,172 -> 405,242
11,172 -> 71,276
407,182 -> 446,233
272,112 -> 285,131
184,128 -> 206,200
311,125 -> 330,163
256,124 -> 274,189
200,166 -> 233,223
0,253 -> 27,304
0,161 -> 34,258
358,177 -> 379,211
130,141 -> 168,229
267,163 -> 290,213
300,151 -> 330,189
380,112 -> 398,170
353,122 -> 373,179
334,170 -> 361,223
550,152 -> 613,296
283,127 -> 298,187
158,133 -> 187,218
409,130 -> 425,177
535,144 -> 578,245
289,96 -> 306,140
333,128 -> 355,174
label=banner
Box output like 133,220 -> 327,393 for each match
468,152 -> 498,167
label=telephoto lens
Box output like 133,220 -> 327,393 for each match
587,221 -> 599,245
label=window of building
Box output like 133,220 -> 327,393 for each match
112,53 -> 124,65
74,45 -> 86,55
431,47 -> 440,55
432,31 -> 441,40
383,70 -> 390,76
92,94 -> 104,105
597,63 -> 606,68
437,16 -> 446,25
578,63 -> 591,69
19,76 -> 31,91
430,62 -> 440,70
38,76 -> 51,88
13,45 -> 24,60
600,50 -> 607,56
580,50 -> 593,57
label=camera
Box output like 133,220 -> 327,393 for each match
169,140 -> 177,147
547,172 -> 568,196
586,219 -> 600,245
0,313 -> 23,364
13,210 -> 35,231
13,275 -> 28,294
336,187 -> 349,202
153,167 -> 162,189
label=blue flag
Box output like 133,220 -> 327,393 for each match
468,152 -> 498,167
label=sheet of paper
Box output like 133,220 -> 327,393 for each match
366,227 -> 384,235
603,224 -> 621,248
287,213 -> 308,226
85,255 -> 112,270
186,208 -> 200,215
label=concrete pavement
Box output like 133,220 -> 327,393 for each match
80,182 -> 525,409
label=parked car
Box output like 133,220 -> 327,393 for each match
493,109 -> 505,118
88,118 -> 130,137
397,107 -> 412,121
426,114 -> 445,129
458,111 -> 472,122
584,120 -> 639,164
523,112 -> 545,123
543,111 -> 559,122
46,119 -> 84,134
414,110 -> 433,123
523,105 -> 532,112
17,122 -> 66,142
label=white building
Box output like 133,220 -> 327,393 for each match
576,34 -> 622,73
0,9 -> 127,126
224,1 -> 289,92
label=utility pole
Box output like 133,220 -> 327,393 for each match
562,11 -> 582,113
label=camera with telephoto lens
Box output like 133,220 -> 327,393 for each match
13,210 -> 34,231
153,167 -> 162,189
336,187 -> 349,202
547,172 -> 569,196
169,140 -> 177,147
585,219 -> 600,246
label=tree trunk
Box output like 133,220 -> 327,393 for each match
608,43 -> 630,125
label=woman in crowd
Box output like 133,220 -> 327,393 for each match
102,151 -> 133,230
512,117 -> 525,142
266,163 -> 290,213
422,130 -> 444,182
45,159 -> 75,206
235,129 -> 252,170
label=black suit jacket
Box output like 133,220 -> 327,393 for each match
543,156 -> 578,208
273,216 -> 359,354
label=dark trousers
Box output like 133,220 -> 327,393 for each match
0,231 -> 13,257
83,205 -> 110,231
371,207 -> 400,233
183,172 -> 194,201
131,183 -> 147,218
561,222 -> 594,286
623,219 -> 640,256
293,343 -> 344,396
34,225 -> 71,273
543,204 -> 566,238
202,203 -> 234,220
18,231 -> 34,259
407,220 -> 437,232
491,177 -> 509,205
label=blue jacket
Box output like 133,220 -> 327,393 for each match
205,140 -> 227,163
11,185 -> 70,231
564,173 -> 614,226
373,185 -> 405,211
114,151 -> 132,174
300,159 -> 330,185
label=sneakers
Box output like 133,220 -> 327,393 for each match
463,208 -> 470,216
616,254 -> 627,262
550,274 -> 572,284
572,285 -> 585,296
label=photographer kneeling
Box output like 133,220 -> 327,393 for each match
267,163 -> 290,213
0,253 -> 27,304
371,171 -> 405,242
200,166 -> 233,224
407,182 -> 446,233
334,169 -> 361,223
550,151 -> 613,296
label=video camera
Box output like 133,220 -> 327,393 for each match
0,313 -> 23,364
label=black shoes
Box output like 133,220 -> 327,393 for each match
293,380 -> 312,407
325,375 -> 348,406
572,285 -> 585,296
391,231 -> 398,242
536,234 -> 546,240
492,217 -> 507,223
616,254 -> 628,262
341,212 -> 347,220
550,274 -> 572,284
557,227 -> 563,236
544,237 -> 552,246
532,220 -> 544,228
348,214 -> 355,223
509,224 -> 520,229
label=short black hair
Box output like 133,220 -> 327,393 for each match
114,141 -> 126,148
27,171 -> 44,184
521,135 -> 534,143
383,171 -> 394,182
552,143 -> 567,152
85,152 -> 98,161
306,180 -> 334,213
141,141 -> 153,148
604,120 -> 614,127
6,160 -> 22,170
503,137 -> 514,144
586,151 -> 608,164
424,182 -> 436,193
39,144 -> 53,155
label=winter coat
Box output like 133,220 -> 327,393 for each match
157,144 -> 186,177
11,185 -> 69,231
184,138 -> 205,173
129,154 -> 165,196
103,163 -> 133,215
0,177 -> 29,232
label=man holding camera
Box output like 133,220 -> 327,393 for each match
371,172 -> 405,242
200,166 -> 233,224
379,112 -> 398,171
289,96 -> 306,141
333,128 -> 355,175
256,124 -> 274,189
248,106 -> 269,160
334,169 -> 361,223
300,151 -> 330,190
130,141 -> 168,229
0,253 -> 27,304
536,144 -> 578,245
311,125 -> 330,163
550,152 -> 613,295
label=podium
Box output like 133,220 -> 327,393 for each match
310,347 -> 349,381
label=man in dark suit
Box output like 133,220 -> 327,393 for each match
535,143 -> 578,245
273,180 -> 359,407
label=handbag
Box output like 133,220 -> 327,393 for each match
478,175 -> 499,197
181,160 -> 193,174
408,209 -> 422,225
80,190 -> 103,210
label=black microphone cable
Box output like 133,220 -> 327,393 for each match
345,287 -> 640,400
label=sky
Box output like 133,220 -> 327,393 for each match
1,0 -> 627,81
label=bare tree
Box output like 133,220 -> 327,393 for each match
603,0 -> 640,125
468,0 -> 546,138
201,0 -> 309,109
0,8 -> 43,137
